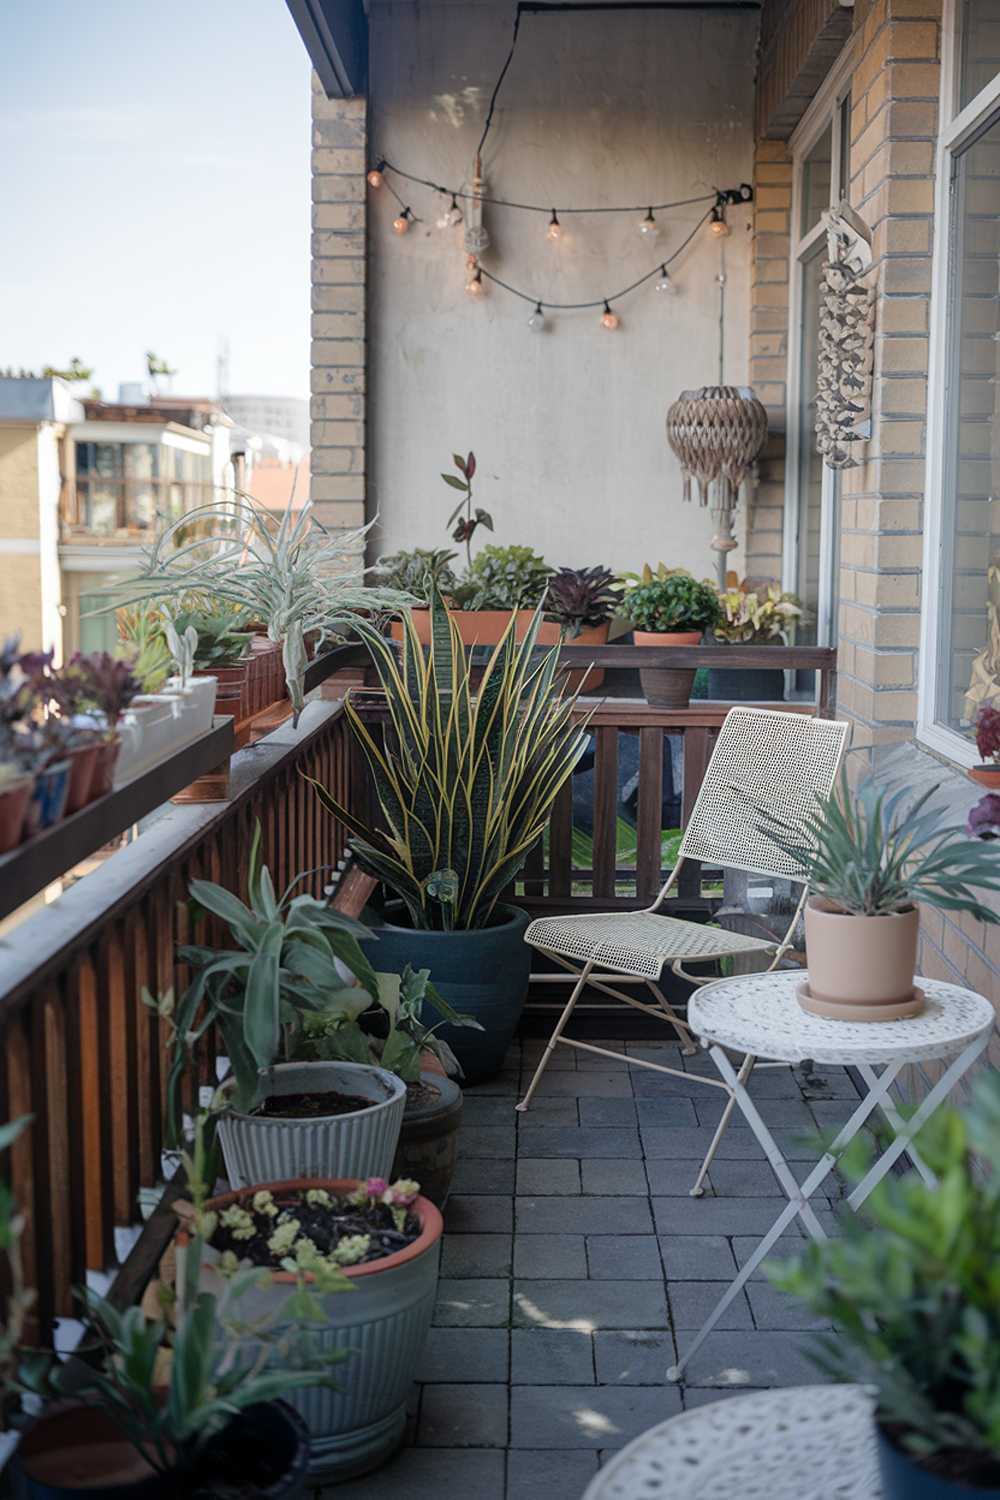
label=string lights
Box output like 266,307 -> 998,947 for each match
546,210 -> 562,241
600,301 -> 620,331
391,206 -> 413,235
638,208 -> 659,241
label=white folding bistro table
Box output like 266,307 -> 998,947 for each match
666,970 -> 995,1383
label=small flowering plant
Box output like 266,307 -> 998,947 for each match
968,793 -> 1000,842
975,706 -> 1000,765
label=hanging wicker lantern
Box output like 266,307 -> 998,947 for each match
665,385 -> 768,579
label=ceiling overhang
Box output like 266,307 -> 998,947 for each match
285,0 -> 368,98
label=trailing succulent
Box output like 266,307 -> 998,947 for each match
453,544 -> 553,612
544,566 -> 618,638
622,572 -> 720,635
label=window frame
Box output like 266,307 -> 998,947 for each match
784,44 -> 857,648
918,0 -> 1000,768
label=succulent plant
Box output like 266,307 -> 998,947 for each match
713,581 -> 804,644
454,544 -> 553,612
168,610 -> 251,671
622,572 -> 720,634
373,548 -> 459,605
544,566 -> 618,638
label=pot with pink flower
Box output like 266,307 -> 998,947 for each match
184,1174 -> 442,1480
970,706 -> 1000,789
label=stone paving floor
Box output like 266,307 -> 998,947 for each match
318,1035 -> 855,1499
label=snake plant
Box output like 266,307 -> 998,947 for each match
109,495 -> 414,721
309,586 -> 590,930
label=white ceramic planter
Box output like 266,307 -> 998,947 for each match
188,1180 -> 443,1481
165,675 -> 218,736
216,1061 -> 407,1190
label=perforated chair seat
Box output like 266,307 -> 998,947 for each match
525,910 -> 777,980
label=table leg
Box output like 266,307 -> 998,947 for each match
855,1062 -> 935,1188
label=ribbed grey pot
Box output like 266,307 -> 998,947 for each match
216,1061 -> 407,1190
193,1181 -> 443,1482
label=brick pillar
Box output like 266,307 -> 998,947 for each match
837,0 -> 941,759
310,76 -> 367,534
746,140 -> 793,582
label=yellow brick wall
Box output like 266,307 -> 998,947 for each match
0,425 -> 43,648
747,139 -> 793,581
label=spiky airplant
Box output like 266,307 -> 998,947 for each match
544,566 -> 619,639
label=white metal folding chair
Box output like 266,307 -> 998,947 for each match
516,707 -> 851,1193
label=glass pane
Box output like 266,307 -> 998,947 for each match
78,591 -> 121,654
800,124 -> 833,237
124,444 -> 156,529
959,0 -> 1000,111
81,479 -> 119,534
937,108 -> 1000,737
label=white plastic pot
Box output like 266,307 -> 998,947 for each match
165,675 -> 218,736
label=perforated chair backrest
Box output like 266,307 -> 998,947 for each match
678,707 -> 850,883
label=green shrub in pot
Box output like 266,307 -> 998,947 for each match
308,587 -> 589,1079
622,571 -> 720,708
453,543 -> 553,612
768,1072 -> 1000,1498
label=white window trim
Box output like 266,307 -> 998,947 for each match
918,0 -> 1000,769
783,41 -> 857,647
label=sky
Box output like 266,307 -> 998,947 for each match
0,0 -> 311,401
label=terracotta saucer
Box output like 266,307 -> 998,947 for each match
796,980 -> 926,1023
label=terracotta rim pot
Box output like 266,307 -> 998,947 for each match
560,621 -> 610,694
90,736 -> 121,799
633,630 -> 701,708
0,775 -> 32,854
969,763 -> 1000,789
64,741 -> 100,814
391,608 -> 560,649
802,897 -> 922,1021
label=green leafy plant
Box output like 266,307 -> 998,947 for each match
544,566 -> 618,638
454,544 -> 553,612
768,1072 -> 1000,1488
116,604 -> 173,694
440,450 -> 491,565
160,823 -> 380,1126
301,964 -> 482,1081
373,548 -> 459,605
308,587 -> 590,930
760,770 -> 1000,922
169,609 -> 252,671
713,581 -> 803,644
623,572 -> 720,634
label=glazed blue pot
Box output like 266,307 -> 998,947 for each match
361,904 -> 531,1082
877,1426 -> 1000,1499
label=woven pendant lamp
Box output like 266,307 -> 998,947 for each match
665,385 -> 768,582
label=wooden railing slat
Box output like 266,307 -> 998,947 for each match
636,727 -> 665,903
592,727 -> 619,899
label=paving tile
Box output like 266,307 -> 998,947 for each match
510,1329 -> 594,1384
323,1447 -> 505,1499
514,1234 -> 587,1279
669,1281 -> 754,1330
418,1383 -> 509,1447
513,1279 -> 668,1331
507,1448 -> 600,1500
682,1329 -> 820,1388
434,1278 -> 509,1327
441,1234 -> 513,1279
810,1099 -> 862,1131
746,1283 -> 832,1331
634,1097 -> 701,1128
652,1196 -> 788,1237
517,1196 -> 653,1236
517,1158 -> 581,1196
465,1071 -> 521,1096
417,1327 -> 509,1383
643,1159 -> 712,1197
658,1234 -> 737,1280
681,1384 -> 766,1410
449,1158 -> 516,1196
519,1099 -> 580,1124
625,1043 -> 687,1063
586,1236 -> 663,1280
462,1096 -> 520,1127
521,1043 -> 576,1070
575,1040 -> 626,1065
707,1159 -> 785,1197
740,1066 -> 806,1098
694,1096 -> 816,1130
593,1330 -> 675,1385
577,1097 -> 638,1127
579,1158 -> 648,1196
631,1069 -> 715,1099
444,1195 -> 514,1233
510,1384 -> 681,1449
732,1234 -> 807,1280
534,1072 -> 634,1098
641,1126 -> 813,1161
519,1127 -> 642,1159
458,1126 -> 516,1159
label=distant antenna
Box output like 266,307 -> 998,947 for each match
216,335 -> 231,401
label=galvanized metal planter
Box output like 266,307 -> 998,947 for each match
216,1061 -> 407,1189
190,1179 -> 444,1482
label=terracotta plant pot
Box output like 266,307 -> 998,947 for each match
64,741 -> 100,814
560,621 -> 610,694
392,608 -> 560,649
90,736 -> 121,799
969,764 -> 1000,789
183,1178 -> 443,1481
802,897 -> 922,1021
633,630 -> 702,708
204,659 -> 251,721
0,774 -> 32,853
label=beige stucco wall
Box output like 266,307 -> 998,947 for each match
0,424 -> 44,649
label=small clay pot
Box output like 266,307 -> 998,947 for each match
633,630 -> 701,708
802,898 -> 922,1021
90,736 -> 121,798
64,741 -> 100,814
969,764 -> 1000,789
0,775 -> 32,853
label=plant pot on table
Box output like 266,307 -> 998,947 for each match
633,630 -> 701,708
183,1179 -> 443,1482
801,896 -> 922,1021
216,1060 -> 407,1190
969,763 -> 1000,789
877,1422 -> 1000,1499
392,1071 -> 463,1209
361,904 -> 532,1084
392,607 -> 561,649
0,773 -> 32,853
63,741 -> 100,814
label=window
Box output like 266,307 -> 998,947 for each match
68,440 -> 213,536
920,10 -> 1000,763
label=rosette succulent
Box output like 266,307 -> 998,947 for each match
544,566 -> 618,639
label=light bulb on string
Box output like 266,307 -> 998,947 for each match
366,161 -> 386,189
546,210 -> 562,241
638,208 -> 659,241
527,302 -> 546,332
465,266 -> 485,298
392,207 -> 413,236
601,301 -> 620,331
709,204 -> 730,237
437,193 -> 463,230
654,266 -> 676,295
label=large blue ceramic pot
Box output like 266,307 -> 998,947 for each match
877,1426 -> 1000,1499
361,904 -> 531,1083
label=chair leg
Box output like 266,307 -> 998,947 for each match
646,980 -> 697,1055
515,961 -> 593,1113
688,1053 -> 755,1197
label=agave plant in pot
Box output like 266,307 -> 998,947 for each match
622,570 -> 720,707
768,1071 -> 1000,1499
762,771 -> 1000,1020
544,564 -> 619,693
162,824 -> 407,1189
308,587 -> 590,1081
